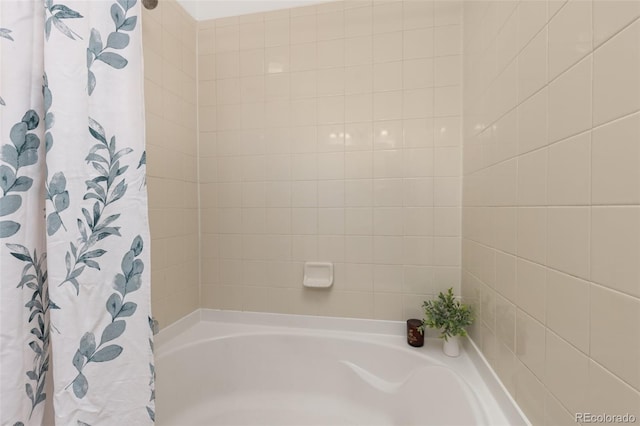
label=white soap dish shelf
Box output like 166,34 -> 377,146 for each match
303,262 -> 333,289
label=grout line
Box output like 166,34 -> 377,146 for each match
467,107 -> 640,177
591,13 -> 640,52
195,19 -> 203,312
588,354 -> 640,396
470,13 -> 639,143
587,0 -> 594,367
461,232 -> 640,302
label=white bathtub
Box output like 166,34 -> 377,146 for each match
155,310 -> 529,426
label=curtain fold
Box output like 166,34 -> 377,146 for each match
1,1 -> 154,424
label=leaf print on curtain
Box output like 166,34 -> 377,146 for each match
70,236 -> 145,399
44,1 -> 83,41
86,0 -> 138,95
43,74 -> 71,236
1,0 -> 154,424
146,315 -> 156,422
57,118 -> 131,294
6,245 -> 52,418
0,111 -> 40,238
1,2 -> 49,424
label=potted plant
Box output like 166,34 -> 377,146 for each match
419,287 -> 473,357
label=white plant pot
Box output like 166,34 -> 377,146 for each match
443,336 -> 460,357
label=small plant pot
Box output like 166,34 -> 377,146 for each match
406,319 -> 424,347
443,336 -> 460,357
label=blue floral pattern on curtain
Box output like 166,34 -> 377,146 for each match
0,1 -> 154,424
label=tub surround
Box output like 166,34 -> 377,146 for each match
462,1 -> 640,424
142,1 -> 640,424
198,0 -> 464,322
142,0 -> 200,327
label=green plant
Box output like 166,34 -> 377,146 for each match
420,288 -> 473,341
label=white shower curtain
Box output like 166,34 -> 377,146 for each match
0,1 -> 154,424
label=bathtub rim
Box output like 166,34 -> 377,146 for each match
154,309 -> 530,426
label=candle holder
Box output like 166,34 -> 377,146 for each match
406,319 -> 424,347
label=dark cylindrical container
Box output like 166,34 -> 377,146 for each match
406,319 -> 424,347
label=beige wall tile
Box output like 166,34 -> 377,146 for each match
518,29 -> 547,102
516,259 -> 547,323
344,65 -> 373,94
402,28 -> 433,60
517,148 -> 547,206
345,5 -> 373,38
493,207 -> 517,255
198,54 -> 216,80
434,86 -> 460,117
547,207 -> 590,279
517,88 -> 548,155
264,18 -> 289,48
590,284 -> 640,390
593,20 -> 640,126
216,51 -> 240,78
290,14 -> 317,44
545,391 -> 576,426
143,13 -> 163,53
374,31 -> 403,62
593,0 -> 640,47
592,113 -> 640,205
496,343 -> 518,395
547,132 -> 591,205
434,25 -> 461,56
516,310 -> 546,380
546,269 -> 589,353
435,55 -> 461,87
495,251 -> 517,303
291,70 -> 318,99
404,58 -> 434,89
588,360 -> 640,419
240,49 -> 265,76
516,0 -> 547,51
404,1 -> 434,30
317,39 -> 345,68
495,294 -> 516,351
591,207 -> 640,297
544,330 -> 589,413
548,57 -> 592,143
373,61 -> 402,92
290,42 -> 317,71
547,0 -> 592,80
517,208 -> 546,264
216,23 -> 239,52
265,46 -> 290,74
490,159 -> 518,207
317,10 -> 344,40
239,21 -> 265,50
317,68 -> 344,96
373,2 -> 402,34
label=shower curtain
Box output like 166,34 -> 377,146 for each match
0,1 -> 154,425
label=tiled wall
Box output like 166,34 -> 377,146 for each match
462,1 -> 640,424
142,1 -> 199,328
197,0 -> 464,320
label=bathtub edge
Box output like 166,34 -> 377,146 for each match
154,309 -> 201,347
465,337 -> 531,426
199,308 -> 408,336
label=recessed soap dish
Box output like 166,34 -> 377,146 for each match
303,262 -> 333,289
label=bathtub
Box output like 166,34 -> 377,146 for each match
155,310 -> 529,426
